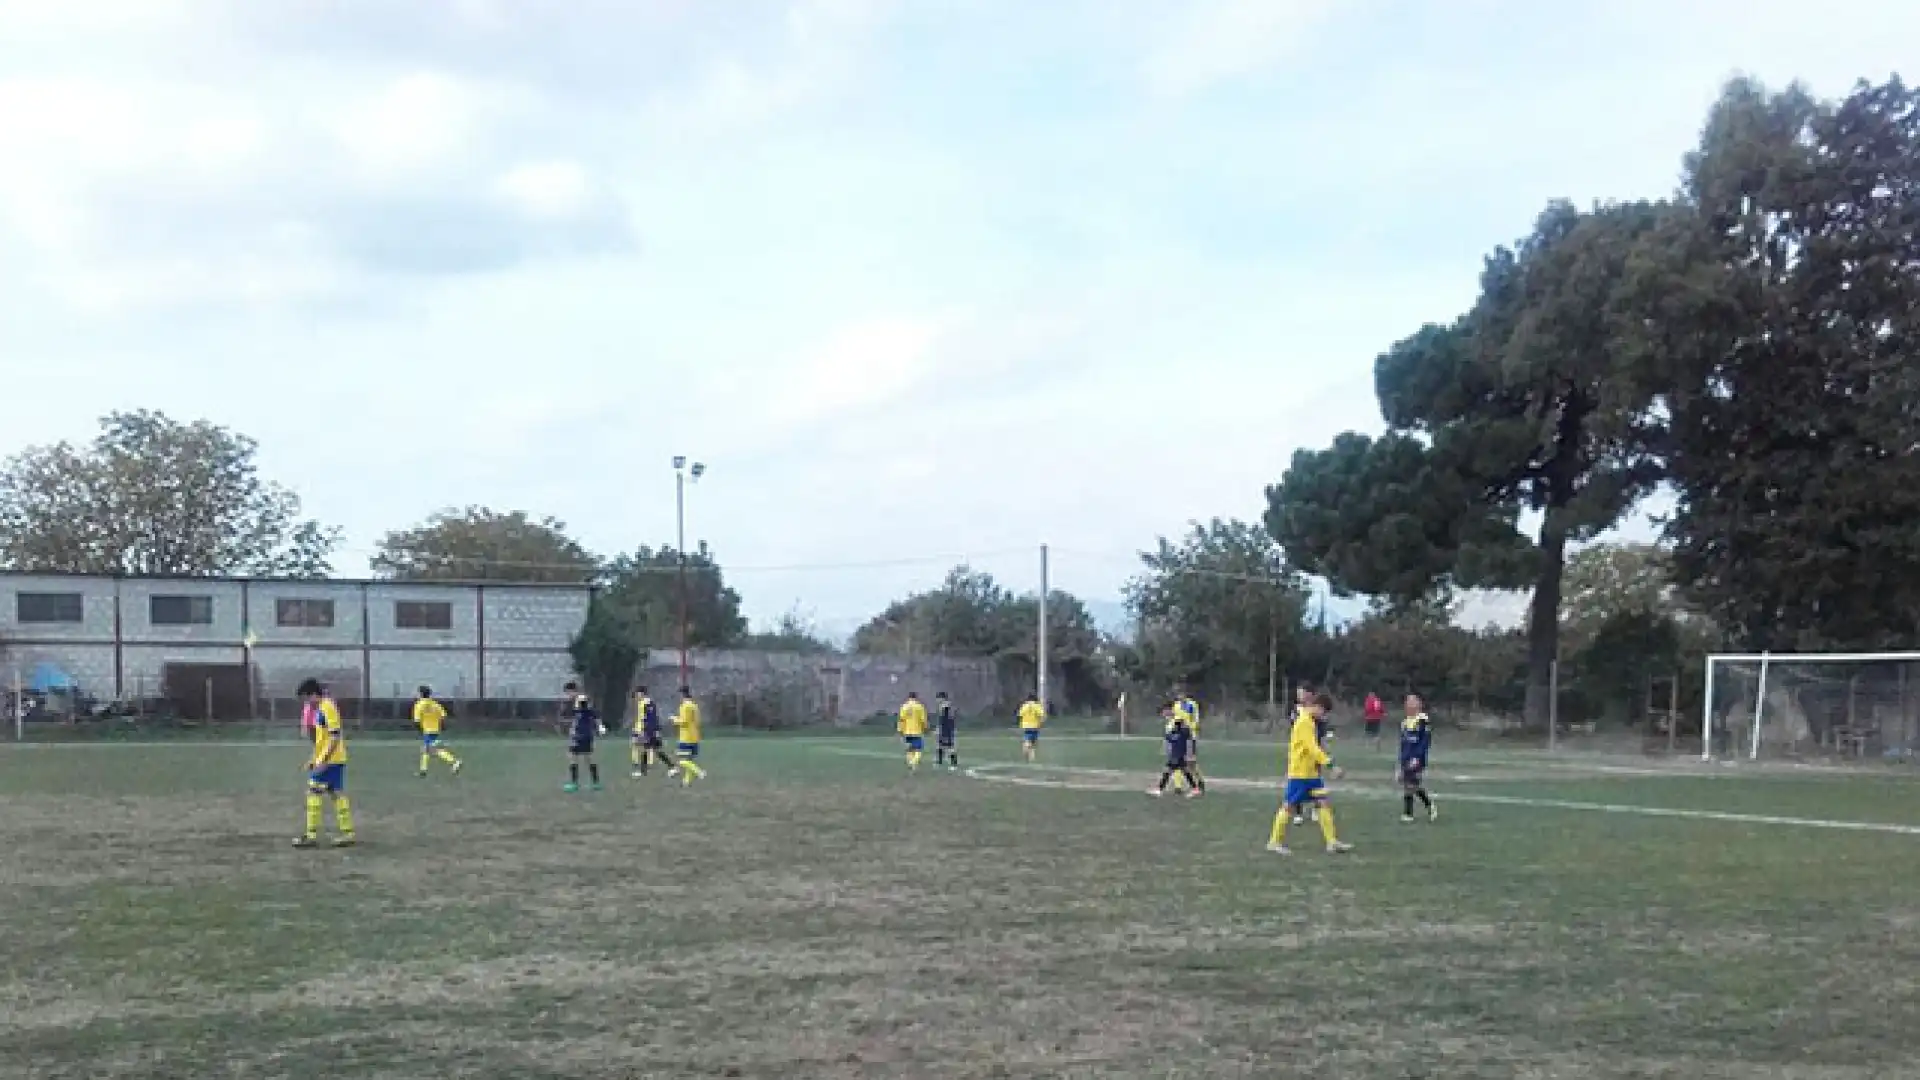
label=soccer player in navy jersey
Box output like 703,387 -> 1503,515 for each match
562,682 -> 604,793
1399,693 -> 1438,823
1149,703 -> 1204,798
934,692 -> 960,770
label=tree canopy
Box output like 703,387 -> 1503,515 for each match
372,507 -> 599,583
0,410 -> 338,577
1123,518 -> 1309,701
1634,76 -> 1920,650
1268,200 -> 1669,726
851,565 -> 1109,707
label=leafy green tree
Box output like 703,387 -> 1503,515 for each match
597,544 -> 747,650
373,507 -> 598,583
852,566 -> 1108,708
1559,543 -> 1679,658
567,544 -> 746,723
1123,518 -> 1310,701
0,410 -> 338,576
1268,200 -> 1669,726
1631,76 -> 1920,649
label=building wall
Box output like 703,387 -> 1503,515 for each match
0,573 -> 588,714
635,648 -> 1008,726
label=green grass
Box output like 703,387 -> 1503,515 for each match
4,732 -> 1920,1078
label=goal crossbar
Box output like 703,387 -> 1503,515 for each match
1703,651 -> 1920,761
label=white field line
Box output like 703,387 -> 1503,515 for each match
813,746 -> 1920,837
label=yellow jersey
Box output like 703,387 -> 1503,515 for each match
675,700 -> 702,745
898,700 -> 928,736
1176,697 -> 1200,735
1286,709 -> 1329,780
1018,701 -> 1045,730
311,698 -> 348,765
412,697 -> 447,735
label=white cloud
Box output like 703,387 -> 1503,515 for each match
493,161 -> 595,220
1144,0 -> 1341,97
327,71 -> 496,182
772,316 -> 951,425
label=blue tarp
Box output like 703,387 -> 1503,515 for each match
28,663 -> 75,693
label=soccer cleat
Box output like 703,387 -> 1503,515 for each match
1291,814 -> 1305,826
417,770 -> 428,779
332,835 -> 357,848
1267,843 -> 1292,855
1326,841 -> 1353,855
1185,789 -> 1203,799
667,767 -> 682,779
564,782 -> 580,793
1401,814 -> 1416,824
590,782 -> 603,792
292,835 -> 319,849
632,769 -> 644,780
451,761 -> 463,775
1148,788 -> 1164,797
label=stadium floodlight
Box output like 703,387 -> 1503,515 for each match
672,455 -> 687,470
1702,651 -> 1920,762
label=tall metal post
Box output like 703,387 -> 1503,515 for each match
676,468 -> 689,689
1037,544 -> 1050,715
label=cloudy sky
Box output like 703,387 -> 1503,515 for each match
1,0 -> 1911,635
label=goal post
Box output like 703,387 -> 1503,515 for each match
1702,652 -> 1920,762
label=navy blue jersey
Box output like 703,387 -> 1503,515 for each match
568,696 -> 600,741
936,703 -> 957,736
1163,718 -> 1194,761
1399,713 -> 1433,763
639,699 -> 662,739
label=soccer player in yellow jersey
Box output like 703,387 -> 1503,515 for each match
897,692 -> 930,771
413,686 -> 462,777
1017,693 -> 1045,762
668,686 -> 708,787
294,678 -> 356,848
1268,692 -> 1351,856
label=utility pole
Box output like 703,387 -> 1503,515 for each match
1037,544 -> 1050,715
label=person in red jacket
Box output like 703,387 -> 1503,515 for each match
1363,692 -> 1386,748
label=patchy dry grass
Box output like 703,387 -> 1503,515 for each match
2,735 -> 1920,1078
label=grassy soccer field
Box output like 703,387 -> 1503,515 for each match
4,732 -> 1920,1079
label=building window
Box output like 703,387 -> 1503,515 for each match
275,598 -> 336,628
394,601 -> 453,630
17,592 -> 84,624
150,595 -> 214,626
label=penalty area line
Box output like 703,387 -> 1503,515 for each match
954,761 -> 1920,838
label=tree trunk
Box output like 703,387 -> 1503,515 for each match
1525,520 -> 1569,729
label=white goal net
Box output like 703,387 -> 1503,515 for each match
1703,652 -> 1920,761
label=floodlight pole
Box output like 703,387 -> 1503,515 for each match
673,457 -> 705,690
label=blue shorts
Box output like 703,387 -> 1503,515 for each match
568,737 -> 595,756
421,733 -> 443,749
1283,778 -> 1326,807
1022,729 -> 1040,744
903,735 -> 925,751
635,731 -> 663,748
678,742 -> 700,759
309,763 -> 346,793
937,729 -> 956,748
1400,762 -> 1426,785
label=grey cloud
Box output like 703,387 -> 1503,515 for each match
330,194 -> 636,276
209,0 -> 786,100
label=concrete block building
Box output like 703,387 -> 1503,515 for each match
0,573 -> 589,720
